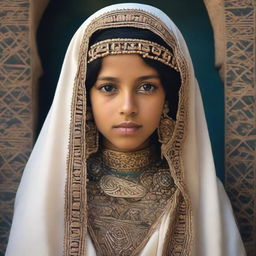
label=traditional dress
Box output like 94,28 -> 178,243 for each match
6,3 -> 246,256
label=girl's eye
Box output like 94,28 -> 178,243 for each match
98,84 -> 117,93
138,83 -> 156,93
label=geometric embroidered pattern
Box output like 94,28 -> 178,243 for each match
0,1 -> 33,254
224,1 -> 256,255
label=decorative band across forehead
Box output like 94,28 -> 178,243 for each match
87,38 -> 178,71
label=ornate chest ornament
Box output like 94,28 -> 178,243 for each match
87,146 -> 176,255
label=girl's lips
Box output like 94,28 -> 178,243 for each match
113,122 -> 142,128
113,122 -> 142,134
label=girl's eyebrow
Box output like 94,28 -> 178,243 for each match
97,76 -> 120,82
97,75 -> 160,82
137,75 -> 160,81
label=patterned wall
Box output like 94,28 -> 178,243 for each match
224,0 -> 256,255
0,0 -> 33,255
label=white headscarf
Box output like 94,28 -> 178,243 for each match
6,3 -> 245,256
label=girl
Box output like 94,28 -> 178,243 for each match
6,3 -> 245,256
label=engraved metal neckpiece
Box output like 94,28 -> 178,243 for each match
99,146 -> 155,198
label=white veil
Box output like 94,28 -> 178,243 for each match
5,3 -> 245,256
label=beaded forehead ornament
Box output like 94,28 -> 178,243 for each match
87,38 -> 178,71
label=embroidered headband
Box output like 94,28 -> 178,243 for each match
87,38 -> 178,71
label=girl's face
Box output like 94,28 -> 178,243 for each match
90,54 -> 165,152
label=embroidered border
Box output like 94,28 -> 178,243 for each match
65,63 -> 87,255
65,9 -> 191,256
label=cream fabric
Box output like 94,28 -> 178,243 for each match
6,3 -> 246,256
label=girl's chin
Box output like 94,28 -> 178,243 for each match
102,138 -> 150,152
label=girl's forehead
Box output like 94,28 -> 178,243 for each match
98,55 -> 159,76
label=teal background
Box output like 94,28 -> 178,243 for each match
37,0 -> 224,180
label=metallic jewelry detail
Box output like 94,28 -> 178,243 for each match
100,175 -> 147,198
152,170 -> 175,190
88,38 -> 178,71
101,146 -> 154,173
86,106 -> 99,154
158,101 -> 175,144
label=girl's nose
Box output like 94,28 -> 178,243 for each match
119,91 -> 138,116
